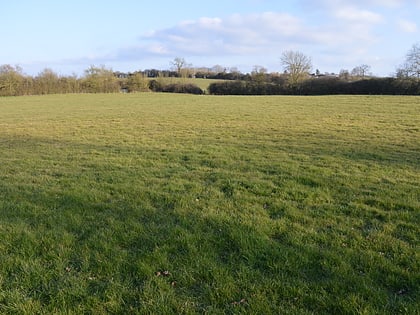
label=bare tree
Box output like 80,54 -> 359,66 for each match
171,57 -> 187,75
251,65 -> 268,85
280,51 -> 312,86
211,65 -> 225,74
339,69 -> 350,81
396,43 -> 420,78
351,64 -> 371,78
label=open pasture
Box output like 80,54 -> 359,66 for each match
0,94 -> 419,314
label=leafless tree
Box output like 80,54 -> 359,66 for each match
351,64 -> 371,78
397,43 -> 420,78
171,57 -> 187,75
280,51 -> 312,86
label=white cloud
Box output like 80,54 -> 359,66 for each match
68,2 -> 417,76
148,44 -> 170,55
196,17 -> 223,30
134,10 -> 384,61
397,19 -> 418,32
139,12 -> 305,56
333,7 -> 383,24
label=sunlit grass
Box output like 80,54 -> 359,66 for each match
147,77 -> 224,91
0,94 -> 419,314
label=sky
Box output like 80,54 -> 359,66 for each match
1,0 -> 419,77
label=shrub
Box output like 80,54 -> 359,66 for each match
209,81 -> 287,95
162,83 -> 203,94
149,81 -> 203,94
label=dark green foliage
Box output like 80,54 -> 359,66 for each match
208,80 -> 246,95
149,81 -> 204,94
209,77 -> 420,95
148,79 -> 163,92
347,78 -> 420,95
161,83 -> 203,94
208,80 -> 286,95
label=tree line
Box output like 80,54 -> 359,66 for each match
0,64 -> 206,96
0,65 -> 122,96
1,43 -> 419,96
208,47 -> 419,95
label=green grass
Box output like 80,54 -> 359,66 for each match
150,77 -> 224,91
0,94 -> 419,314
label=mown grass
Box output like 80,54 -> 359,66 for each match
0,93 -> 419,314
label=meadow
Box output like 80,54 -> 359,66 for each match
149,76 -> 224,91
0,93 -> 419,314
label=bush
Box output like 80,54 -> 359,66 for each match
148,79 -> 163,92
208,81 -> 246,95
149,81 -> 203,94
208,81 -> 286,95
162,83 -> 203,94
299,77 -> 346,95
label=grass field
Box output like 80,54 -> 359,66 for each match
0,93 -> 419,314
149,77 -> 224,91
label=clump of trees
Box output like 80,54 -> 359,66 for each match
0,65 -> 26,96
0,65 -> 120,96
81,66 -> 120,93
124,72 -> 150,92
396,43 -> 420,79
0,64 -> 203,96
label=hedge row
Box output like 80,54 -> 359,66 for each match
208,77 -> 420,95
149,80 -> 204,94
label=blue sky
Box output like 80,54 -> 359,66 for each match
1,0 -> 419,76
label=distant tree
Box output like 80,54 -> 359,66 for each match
179,67 -> 193,80
126,72 -> 149,92
35,68 -> 59,94
59,74 -> 80,94
396,64 -> 411,78
351,64 -> 371,78
0,64 -> 24,96
280,51 -> 312,87
396,43 -> 420,79
251,65 -> 267,81
339,69 -> 350,81
251,65 -> 267,75
228,67 -> 242,80
211,64 -> 225,74
171,57 -> 187,76
229,66 -> 240,74
82,65 -> 119,93
143,69 -> 160,78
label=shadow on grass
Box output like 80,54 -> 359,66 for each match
0,135 -> 418,313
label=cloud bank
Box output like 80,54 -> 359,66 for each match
46,0 -> 419,76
